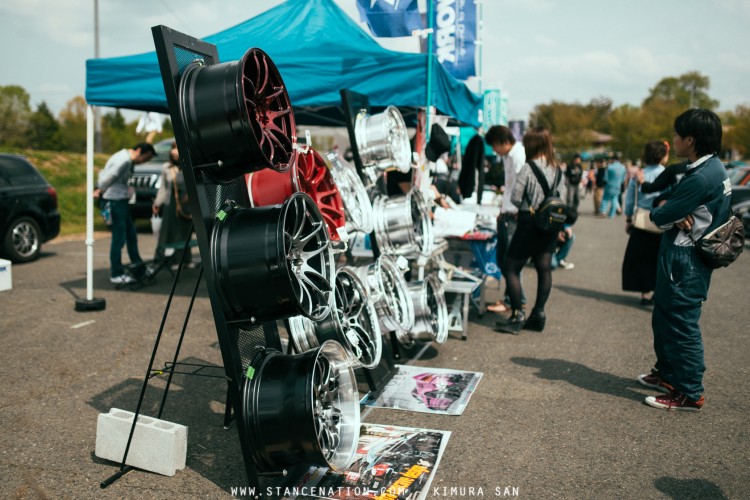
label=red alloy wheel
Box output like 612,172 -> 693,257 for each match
247,148 -> 347,241
243,48 -> 297,171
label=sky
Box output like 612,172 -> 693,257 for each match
1,0 -> 749,123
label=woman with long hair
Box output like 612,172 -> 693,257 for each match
621,141 -> 667,304
496,127 -> 566,334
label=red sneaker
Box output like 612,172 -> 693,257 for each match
645,391 -> 704,412
638,369 -> 674,393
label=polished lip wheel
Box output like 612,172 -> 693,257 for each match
327,152 -> 374,234
12,221 -> 39,259
408,274 -> 449,344
284,194 -> 334,319
242,340 -> 359,473
210,193 -> 333,322
178,47 -> 296,182
354,256 -> 414,346
288,268 -> 382,369
354,105 -> 411,174
373,189 -> 434,257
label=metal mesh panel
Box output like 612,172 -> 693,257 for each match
173,44 -> 214,73
235,324 -> 269,372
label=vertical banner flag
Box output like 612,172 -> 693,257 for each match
356,0 -> 423,38
432,0 -> 477,80
483,89 -> 501,128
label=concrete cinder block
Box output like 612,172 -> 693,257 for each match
0,259 -> 12,292
95,408 -> 187,476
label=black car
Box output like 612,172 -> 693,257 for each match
729,166 -> 750,234
0,154 -> 61,262
128,138 -> 174,219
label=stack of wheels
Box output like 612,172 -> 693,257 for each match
373,188 -> 434,258
407,274 -> 449,344
353,255 -> 415,347
354,105 -> 412,174
288,267 -> 383,369
246,147 -> 347,241
179,47 -> 297,181
327,152 -> 374,235
209,193 -> 334,322
242,340 -> 360,472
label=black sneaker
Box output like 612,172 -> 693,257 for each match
496,310 -> 526,335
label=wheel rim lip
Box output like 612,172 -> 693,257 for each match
240,47 -> 297,172
332,267 -> 382,369
278,192 -> 335,321
313,340 -> 360,471
327,152 -> 374,234
408,274 -> 448,343
354,106 -> 410,173
13,222 -> 39,258
358,256 -> 414,344
288,316 -> 319,353
373,189 -> 433,257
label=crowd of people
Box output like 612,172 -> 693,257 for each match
483,108 -> 731,412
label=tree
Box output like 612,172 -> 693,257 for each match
529,98 -> 613,156
0,85 -> 32,147
27,101 -> 60,150
643,71 -> 719,110
102,109 -> 134,152
54,96 -> 88,153
724,105 -> 750,157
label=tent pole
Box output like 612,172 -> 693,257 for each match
75,105 -> 106,311
425,0 -> 435,142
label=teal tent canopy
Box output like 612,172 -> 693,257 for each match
85,0 -> 482,126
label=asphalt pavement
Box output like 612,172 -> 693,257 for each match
0,208 -> 748,499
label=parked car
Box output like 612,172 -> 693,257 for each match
0,154 -> 61,262
730,166 -> 750,234
128,138 -> 174,219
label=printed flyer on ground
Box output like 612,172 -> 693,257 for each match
360,364 -> 483,415
286,424 -> 451,500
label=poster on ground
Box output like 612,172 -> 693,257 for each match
360,364 -> 483,415
286,424 -> 451,500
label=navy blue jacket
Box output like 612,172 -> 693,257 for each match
651,155 -> 731,247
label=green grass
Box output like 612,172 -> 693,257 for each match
7,148 -> 110,235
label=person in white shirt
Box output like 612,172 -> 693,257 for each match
484,125 -> 526,314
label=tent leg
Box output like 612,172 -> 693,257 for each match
75,105 -> 106,312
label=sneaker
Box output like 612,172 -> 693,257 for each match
110,275 -> 135,285
645,391 -> 704,412
558,259 -> 575,270
638,369 -> 673,393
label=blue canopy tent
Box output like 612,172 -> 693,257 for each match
85,0 -> 482,126
79,0 -> 483,309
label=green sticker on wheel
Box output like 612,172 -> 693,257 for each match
217,210 -> 227,221
246,366 -> 255,379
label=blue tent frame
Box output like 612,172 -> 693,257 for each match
85,0 -> 482,126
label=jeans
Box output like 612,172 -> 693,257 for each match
551,234 -> 575,269
109,199 -> 143,278
652,244 -> 712,401
600,192 -> 620,218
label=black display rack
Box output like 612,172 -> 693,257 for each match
147,25 -> 282,494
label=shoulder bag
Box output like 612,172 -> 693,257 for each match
632,183 -> 662,234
